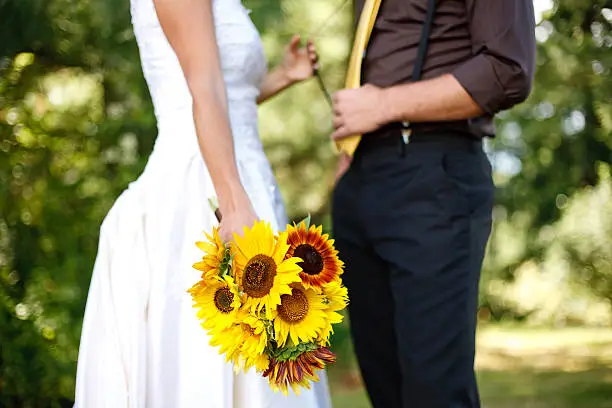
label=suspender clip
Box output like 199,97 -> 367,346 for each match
401,121 -> 411,144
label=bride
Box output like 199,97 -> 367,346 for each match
73,0 -> 332,406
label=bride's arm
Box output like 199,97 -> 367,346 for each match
257,35 -> 318,104
154,0 -> 257,241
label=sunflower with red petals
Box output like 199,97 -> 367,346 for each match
285,221 -> 344,289
263,347 -> 336,395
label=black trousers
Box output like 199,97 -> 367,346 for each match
332,130 -> 494,408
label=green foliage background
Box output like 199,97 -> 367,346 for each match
0,0 -> 611,405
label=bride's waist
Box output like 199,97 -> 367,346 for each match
155,100 -> 258,129
151,109 -> 262,159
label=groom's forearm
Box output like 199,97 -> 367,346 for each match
380,74 -> 483,125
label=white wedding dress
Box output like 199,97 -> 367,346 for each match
73,0 -> 332,406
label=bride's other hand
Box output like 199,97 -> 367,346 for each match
257,35 -> 318,104
281,34 -> 319,83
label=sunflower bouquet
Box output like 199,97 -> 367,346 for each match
188,210 -> 348,395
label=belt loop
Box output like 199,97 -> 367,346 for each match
400,122 -> 411,157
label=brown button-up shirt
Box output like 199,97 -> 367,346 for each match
357,0 -> 536,135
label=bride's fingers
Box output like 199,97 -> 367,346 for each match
307,42 -> 317,59
289,34 -> 301,52
307,40 -> 316,54
310,53 -> 318,67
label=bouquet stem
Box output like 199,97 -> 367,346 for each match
208,197 -> 222,222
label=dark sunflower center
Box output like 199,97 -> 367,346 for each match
278,288 -> 309,324
294,244 -> 324,276
214,287 -> 234,313
243,254 -> 277,298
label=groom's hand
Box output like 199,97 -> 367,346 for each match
331,84 -> 389,141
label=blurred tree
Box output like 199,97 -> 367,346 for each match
556,162 -> 612,304
0,0 -> 350,404
0,0 -> 156,404
485,0 -> 612,280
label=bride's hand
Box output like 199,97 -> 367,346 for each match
281,35 -> 319,83
217,196 -> 259,242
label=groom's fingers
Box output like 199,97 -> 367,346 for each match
331,126 -> 350,140
332,101 -> 343,116
332,91 -> 341,104
333,115 -> 344,129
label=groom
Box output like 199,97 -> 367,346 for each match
331,0 -> 536,407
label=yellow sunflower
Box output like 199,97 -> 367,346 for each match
209,311 -> 270,373
209,323 -> 243,361
285,222 -> 344,289
188,275 -> 241,332
232,220 -> 302,318
233,312 -> 271,373
273,285 -> 330,347
318,280 -> 349,345
263,347 -> 336,395
192,227 -> 228,280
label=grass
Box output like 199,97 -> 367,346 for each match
327,325 -> 612,408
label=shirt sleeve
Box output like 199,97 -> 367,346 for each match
452,0 -> 537,114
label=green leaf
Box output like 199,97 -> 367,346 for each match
298,213 -> 311,230
271,341 -> 318,362
208,196 -> 219,213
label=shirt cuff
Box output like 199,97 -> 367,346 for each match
452,54 -> 507,115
